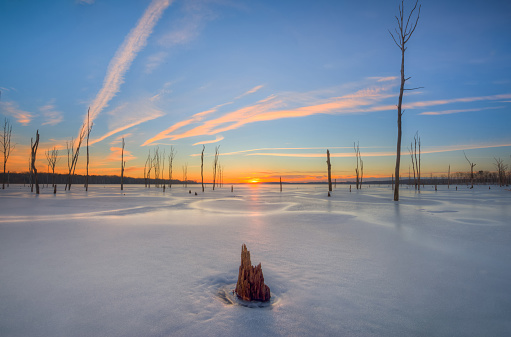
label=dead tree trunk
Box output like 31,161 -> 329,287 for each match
212,146 -> 220,191
1,118 -> 15,189
31,130 -> 40,194
168,146 -> 176,189
354,143 -> 359,189
121,137 -> 125,191
201,145 -> 205,192
463,151 -> 476,188
389,0 -> 421,201
85,108 -> 92,191
145,150 -> 152,188
45,147 -> 59,188
448,164 -> 450,189
66,124 -> 86,191
326,149 -> 332,192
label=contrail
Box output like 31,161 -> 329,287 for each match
84,0 -> 171,127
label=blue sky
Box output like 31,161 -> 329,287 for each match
1,0 -> 510,182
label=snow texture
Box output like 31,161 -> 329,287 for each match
1,184 -> 510,336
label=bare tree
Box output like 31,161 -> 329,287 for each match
354,142 -> 364,189
326,149 -> 332,192
201,145 -> 205,192
409,132 -> 421,191
168,146 -> 176,189
45,147 -> 59,187
212,146 -> 220,191
153,147 -> 161,188
145,150 -> 153,188
182,163 -> 188,188
360,157 -> 364,188
463,151 -> 476,188
66,124 -> 87,191
85,108 -> 93,191
389,0 -> 422,201
31,130 -> 40,194
121,137 -> 125,191
1,118 -> 15,189
447,164 -> 450,189
494,157 -> 508,187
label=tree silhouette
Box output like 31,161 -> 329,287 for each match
30,130 -> 40,194
1,118 -> 15,189
389,0 -> 421,201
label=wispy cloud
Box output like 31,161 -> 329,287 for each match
40,100 -> 64,126
144,84 -> 394,144
157,0 -> 214,48
107,146 -> 136,162
142,84 -> 264,146
192,135 -> 224,146
145,51 -> 168,74
225,143 -> 511,158
369,76 -> 399,82
85,0 -> 171,126
150,81 -> 173,101
90,104 -> 164,146
419,106 -> 504,115
234,85 -> 264,99
109,133 -> 133,145
77,0 -> 95,4
0,101 -> 34,125
221,146 -> 358,156
408,93 -> 511,110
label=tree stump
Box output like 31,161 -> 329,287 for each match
235,244 -> 271,302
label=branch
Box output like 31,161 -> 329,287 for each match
388,30 -> 401,49
404,4 -> 421,44
404,86 -> 424,90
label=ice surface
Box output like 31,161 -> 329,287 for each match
1,184 -> 510,336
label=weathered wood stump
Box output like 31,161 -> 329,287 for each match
235,244 -> 271,302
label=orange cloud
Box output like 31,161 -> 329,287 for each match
192,135 -> 224,146
106,147 -> 136,162
90,111 -> 163,146
144,85 -> 393,145
0,101 -> 34,125
142,87 -> 264,146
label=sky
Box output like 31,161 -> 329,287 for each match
1,0 -> 510,183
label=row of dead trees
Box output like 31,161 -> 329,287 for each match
142,144 -> 223,191
0,109 -> 93,194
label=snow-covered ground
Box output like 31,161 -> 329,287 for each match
1,184 -> 510,336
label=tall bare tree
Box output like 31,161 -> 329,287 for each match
212,146 -> 220,191
65,124 -> 87,191
85,108 -> 93,192
31,130 -> 40,194
1,118 -> 15,189
463,151 -> 476,188
326,149 -> 332,192
45,147 -> 59,187
168,146 -> 176,189
121,137 -> 125,191
201,145 -> 205,192
389,0 -> 421,201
